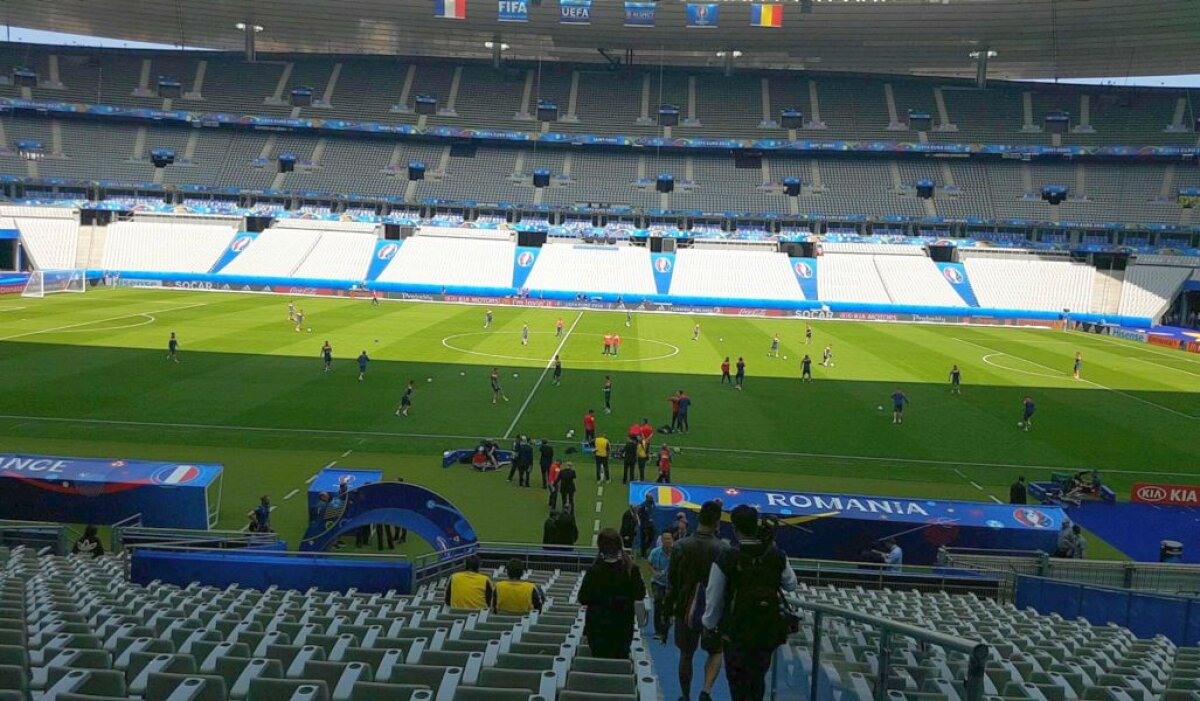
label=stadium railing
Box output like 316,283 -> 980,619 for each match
0,518 -> 70,554
939,546 -> 1200,597
788,598 -> 989,701
786,557 -> 1003,599
1014,574 -> 1200,645
113,524 -> 282,552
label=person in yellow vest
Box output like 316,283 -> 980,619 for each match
444,555 -> 494,610
494,559 -> 544,614
594,433 -> 611,483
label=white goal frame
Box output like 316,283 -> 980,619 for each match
21,269 -> 87,298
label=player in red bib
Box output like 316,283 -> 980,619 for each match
583,409 -> 597,444
720,357 -> 732,384
656,445 -> 672,483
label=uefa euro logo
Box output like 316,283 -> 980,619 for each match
152,464 -> 201,485
654,257 -> 672,273
517,251 -> 535,267
1013,507 -> 1053,529
943,267 -> 963,285
793,262 -> 813,278
377,243 -> 399,261
230,237 -> 252,253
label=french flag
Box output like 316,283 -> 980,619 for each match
435,0 -> 467,19
155,464 -> 201,485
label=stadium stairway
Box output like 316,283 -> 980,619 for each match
1089,268 -> 1126,317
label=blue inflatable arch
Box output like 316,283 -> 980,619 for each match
300,481 -> 477,555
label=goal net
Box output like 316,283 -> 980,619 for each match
21,269 -> 87,298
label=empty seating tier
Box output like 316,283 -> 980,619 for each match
668,248 -> 804,301
101,220 -> 238,274
522,244 -> 655,296
375,235 -> 515,289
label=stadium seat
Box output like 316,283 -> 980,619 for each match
300,661 -> 373,701
42,668 -> 127,701
347,682 -> 429,701
263,645 -> 327,679
128,652 -> 200,695
564,671 -> 636,696
31,649 -> 114,690
144,672 -> 229,701
214,657 -> 285,700
475,668 -> 557,698
246,678 -> 330,701
0,665 -> 29,700
379,664 -> 462,699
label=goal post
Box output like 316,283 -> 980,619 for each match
21,269 -> 86,298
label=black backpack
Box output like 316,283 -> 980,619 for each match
722,547 -> 791,648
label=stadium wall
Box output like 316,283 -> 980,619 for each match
0,273 -> 30,295
1015,575 -> 1200,645
107,270 -> 1155,328
131,547 -> 414,594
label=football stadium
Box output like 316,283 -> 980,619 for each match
0,1 -> 1199,700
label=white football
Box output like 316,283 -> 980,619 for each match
877,406 -> 884,411
1017,421 -> 1024,428
513,373 -> 519,378
783,355 -> 788,360
427,377 -> 433,383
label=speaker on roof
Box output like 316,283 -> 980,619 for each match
1045,111 -> 1070,135
289,87 -> 314,107
415,94 -> 438,115
1041,185 -> 1069,205
518,230 -> 548,248
408,161 -> 426,181
1194,117 -> 1200,133
908,110 -> 932,131
80,209 -> 115,226
782,177 -> 802,197
656,174 -> 675,194
916,179 -> 935,199
536,100 -> 559,122
278,153 -> 297,173
157,76 -> 182,98
245,215 -> 274,233
150,149 -> 176,169
780,109 -> 804,130
12,67 -> 36,88
532,169 -> 551,188
658,105 -> 680,127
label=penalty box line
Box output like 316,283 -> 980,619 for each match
0,412 -> 1196,479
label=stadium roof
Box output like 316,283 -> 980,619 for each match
5,0 -> 1200,80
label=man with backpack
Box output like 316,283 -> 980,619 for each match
668,500 -> 728,701
702,504 -> 798,701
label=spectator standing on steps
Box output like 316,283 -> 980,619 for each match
649,531 -> 675,643
703,504 -> 798,701
577,528 -> 647,660
1009,476 -> 1028,505
669,500 -> 727,701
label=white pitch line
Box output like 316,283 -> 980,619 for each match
954,336 -> 1198,421
4,412 -> 1200,477
283,489 -> 299,500
341,450 -> 353,458
988,495 -> 1003,504
503,311 -> 584,439
0,302 -> 209,342
593,519 -> 601,532
1130,356 -> 1200,378
969,481 -> 984,491
1080,330 -> 1200,365
597,486 -> 604,497
594,501 -> 602,513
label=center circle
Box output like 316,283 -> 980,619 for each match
441,331 -> 681,364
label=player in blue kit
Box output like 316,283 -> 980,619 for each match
800,354 -> 813,382
357,351 -> 369,381
167,332 -> 180,363
322,341 -> 333,372
491,367 -> 509,404
949,364 -> 962,395
521,323 -> 529,346
1020,396 -> 1036,431
552,354 -> 563,386
602,375 -> 613,414
1072,352 -> 1082,380
395,380 -> 415,417
891,388 -> 908,424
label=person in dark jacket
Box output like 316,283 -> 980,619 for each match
72,525 -> 104,558
620,504 -> 640,551
558,462 -> 578,511
518,436 -> 535,487
538,440 -> 554,489
637,493 -> 657,558
556,507 -> 580,548
577,528 -> 647,659
668,500 -> 727,701
543,511 -> 561,548
622,435 -> 639,485
1010,476 -> 1028,505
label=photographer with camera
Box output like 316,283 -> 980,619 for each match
702,504 -> 798,701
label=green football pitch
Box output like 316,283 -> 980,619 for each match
0,288 -> 1197,560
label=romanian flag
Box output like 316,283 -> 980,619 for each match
435,0 -> 467,20
750,3 -> 782,27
